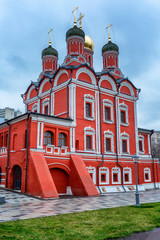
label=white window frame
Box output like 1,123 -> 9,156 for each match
123,167 -> 132,184
120,132 -> 130,155
103,99 -> 114,123
84,94 -> 95,121
84,126 -> 95,152
99,167 -> 109,185
112,167 -> 121,184
32,103 -> 38,113
42,98 -> 50,114
144,168 -> 151,182
104,131 -> 114,154
86,166 -> 96,184
119,103 -> 129,126
138,135 -> 145,154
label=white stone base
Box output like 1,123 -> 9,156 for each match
97,184 -> 147,194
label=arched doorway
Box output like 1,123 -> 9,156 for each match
50,168 -> 69,194
13,165 -> 22,190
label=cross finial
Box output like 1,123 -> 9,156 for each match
72,6 -> 78,26
77,13 -> 84,29
106,24 -> 112,42
48,28 -> 53,46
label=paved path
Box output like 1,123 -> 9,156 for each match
0,188 -> 160,222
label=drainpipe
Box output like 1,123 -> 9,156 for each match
96,77 -> 104,194
115,87 -> 126,192
6,121 -> 11,188
25,113 -> 30,193
67,68 -> 73,118
150,130 -> 156,189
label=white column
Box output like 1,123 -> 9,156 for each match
95,91 -> 100,153
37,122 -> 44,149
69,84 -> 76,124
134,101 -> 139,155
51,92 -> 54,115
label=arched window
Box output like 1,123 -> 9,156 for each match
58,133 -> 67,147
44,131 -> 54,145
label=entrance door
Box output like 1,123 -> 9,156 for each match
13,165 -> 22,190
50,168 -> 69,194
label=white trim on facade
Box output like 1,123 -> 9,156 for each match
84,126 -> 95,152
120,132 -> 130,155
138,134 -> 145,154
104,130 -> 114,154
84,94 -> 95,120
103,99 -> 114,124
119,102 -> 129,126
112,167 -> 121,184
123,167 -> 132,184
86,166 -> 96,184
144,168 -> 151,182
99,167 -> 109,185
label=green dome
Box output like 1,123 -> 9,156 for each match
66,26 -> 85,40
102,40 -> 119,54
42,45 -> 58,58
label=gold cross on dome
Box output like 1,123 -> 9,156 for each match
106,24 -> 112,41
72,6 -> 78,26
48,28 -> 53,46
77,13 -> 84,29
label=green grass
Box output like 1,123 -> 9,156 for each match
0,202 -> 160,240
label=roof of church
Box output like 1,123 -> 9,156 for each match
102,40 -> 119,54
42,45 -> 58,58
66,25 -> 85,40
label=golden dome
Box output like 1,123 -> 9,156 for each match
84,35 -> 94,51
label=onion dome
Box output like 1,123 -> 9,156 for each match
66,25 -> 85,40
102,40 -> 119,54
84,35 -> 94,51
42,45 -> 58,58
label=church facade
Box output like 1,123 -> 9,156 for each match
0,16 -> 159,198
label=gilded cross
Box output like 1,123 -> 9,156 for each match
77,13 -> 84,29
72,6 -> 78,26
48,28 -> 53,46
106,24 -> 112,41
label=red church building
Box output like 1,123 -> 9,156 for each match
0,14 -> 159,198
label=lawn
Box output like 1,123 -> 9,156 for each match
0,202 -> 160,240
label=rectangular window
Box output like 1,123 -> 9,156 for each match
145,173 -> 149,180
101,174 -> 106,182
106,138 -> 111,151
122,140 -> 127,153
139,141 -> 143,151
121,110 -> 126,123
86,135 -> 92,150
105,107 -> 110,121
86,103 -> 91,117
44,105 -> 49,115
124,173 -> 129,182
113,173 -> 118,182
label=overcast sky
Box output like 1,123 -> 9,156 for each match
0,0 -> 160,130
